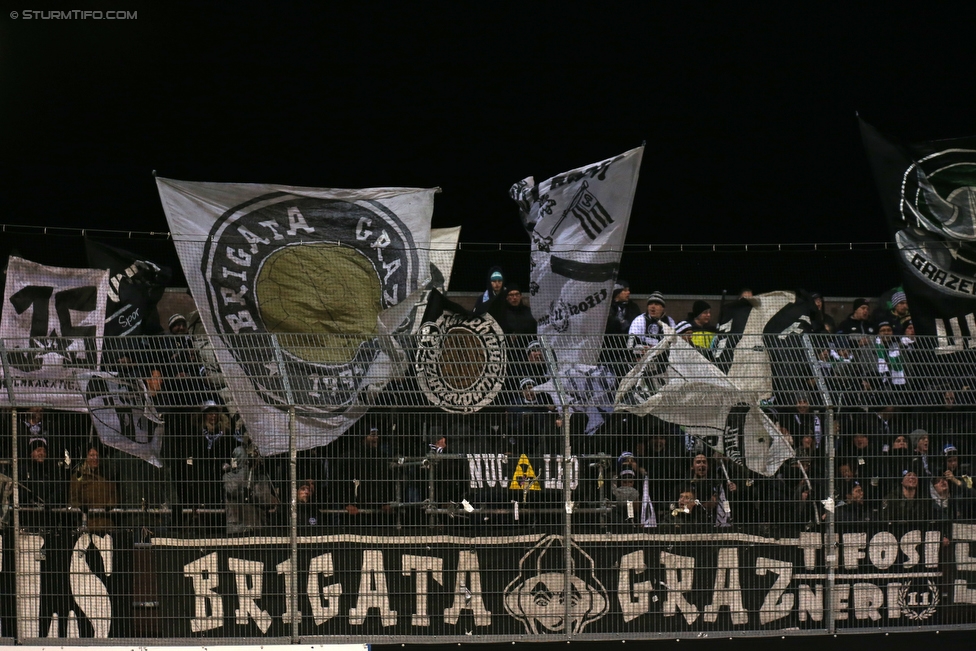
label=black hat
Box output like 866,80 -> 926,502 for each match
506,283 -> 521,294
853,298 -> 869,311
690,300 -> 711,320
28,436 -> 47,452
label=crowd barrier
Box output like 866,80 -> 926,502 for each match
1,331 -> 976,642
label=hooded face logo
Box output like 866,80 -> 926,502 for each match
503,535 -> 608,634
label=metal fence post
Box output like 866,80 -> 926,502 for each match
803,333 -> 836,634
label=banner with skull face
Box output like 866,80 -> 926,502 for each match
860,119 -> 976,352
156,178 -> 435,454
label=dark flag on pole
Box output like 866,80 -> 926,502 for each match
85,239 -> 171,337
860,118 -> 976,355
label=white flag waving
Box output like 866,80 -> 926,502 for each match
0,257 -> 109,408
156,178 -> 435,454
510,147 -> 643,369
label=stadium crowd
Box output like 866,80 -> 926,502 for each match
2,271 -> 973,543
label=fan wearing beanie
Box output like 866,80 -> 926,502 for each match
686,300 -> 716,353
627,290 -> 676,357
836,297 -> 876,347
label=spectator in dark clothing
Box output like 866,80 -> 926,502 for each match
168,400 -> 240,531
223,446 -> 279,535
295,478 -> 322,530
473,267 -> 505,316
882,470 -> 928,525
836,298 -> 877,348
489,284 -> 538,378
667,485 -> 711,528
942,444 -> 976,519
604,280 -> 642,373
811,293 -> 836,334
506,378 -> 557,454
835,481 -> 873,523
910,429 -> 935,481
606,280 -> 641,335
490,284 -> 537,336
19,436 -> 69,527
336,427 -> 395,529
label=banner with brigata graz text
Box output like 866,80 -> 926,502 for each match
149,526 -> 976,638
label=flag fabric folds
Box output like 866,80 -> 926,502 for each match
0,256 -> 109,408
156,178 -> 435,454
85,239 -> 172,337
615,291 -> 810,476
860,118 -> 976,347
80,371 -> 164,467
510,146 -> 643,368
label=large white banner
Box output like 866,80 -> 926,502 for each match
0,256 -> 109,408
510,146 -> 643,368
156,178 -> 435,454
429,226 -> 461,292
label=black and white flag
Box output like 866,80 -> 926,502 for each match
414,289 -> 506,413
156,178 -> 435,454
861,118 -> 976,352
510,147 -> 643,369
85,239 -> 171,337
80,371 -> 164,467
0,256 -> 109,408
615,292 -> 810,475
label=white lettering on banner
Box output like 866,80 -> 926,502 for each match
618,551 -> 653,622
17,534 -> 44,639
307,553 -> 342,625
542,454 -> 580,490
703,548 -> 747,625
141,528 -> 958,632
798,584 -> 824,622
756,557 -> 793,625
466,453 -> 508,488
444,550 -> 492,626
402,554 -> 445,627
277,558 -> 301,625
348,550 -> 397,626
833,584 -> 851,621
286,207 -> 314,236
228,557 -> 272,633
887,582 -> 904,618
185,553 -> 224,632
68,533 -> 113,638
843,532 -> 868,569
869,531 -> 899,569
660,551 -> 699,624
853,583 -> 884,621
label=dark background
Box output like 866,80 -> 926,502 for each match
2,3 -> 974,297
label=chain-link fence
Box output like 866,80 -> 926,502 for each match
2,329 -> 976,642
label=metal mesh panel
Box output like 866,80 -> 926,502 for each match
2,330 -> 976,642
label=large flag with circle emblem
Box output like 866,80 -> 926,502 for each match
156,178 -> 435,454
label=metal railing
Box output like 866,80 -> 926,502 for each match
2,332 -> 976,643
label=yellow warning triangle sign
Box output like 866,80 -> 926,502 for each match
509,454 -> 541,491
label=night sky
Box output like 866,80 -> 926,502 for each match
2,3 -> 975,295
